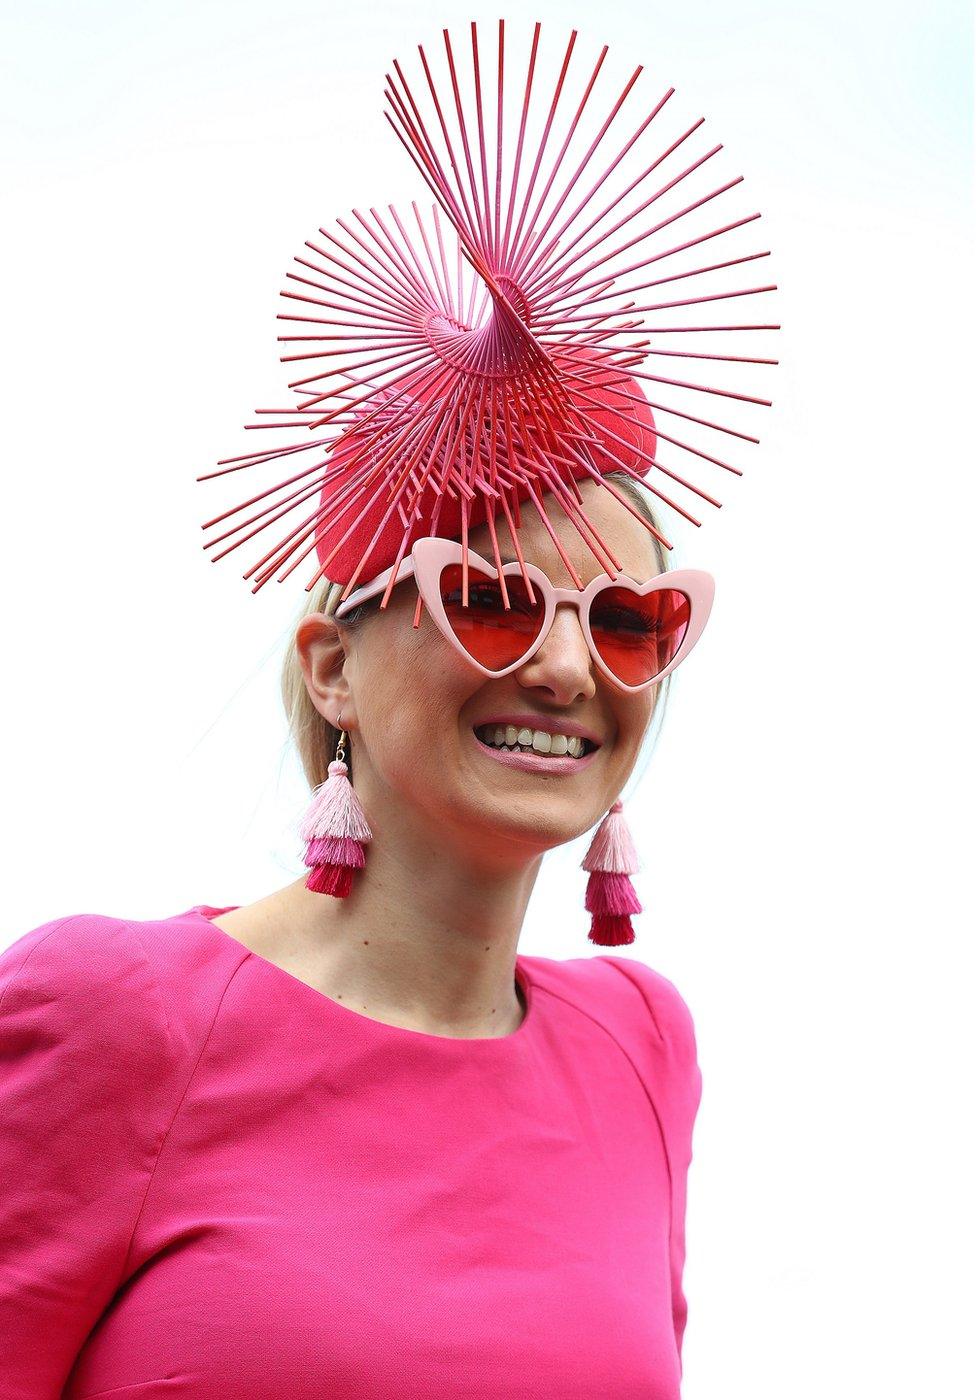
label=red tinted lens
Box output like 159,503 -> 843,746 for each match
439,564 -> 545,671
589,586 -> 690,686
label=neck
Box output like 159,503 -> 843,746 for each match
267,814 -> 541,1037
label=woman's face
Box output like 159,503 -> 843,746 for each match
299,477 -> 663,865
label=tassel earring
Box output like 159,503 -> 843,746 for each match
581,800 -> 642,946
299,712 -> 372,897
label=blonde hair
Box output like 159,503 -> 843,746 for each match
281,471 -> 674,791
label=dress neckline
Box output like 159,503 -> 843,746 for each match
186,904 -> 535,1047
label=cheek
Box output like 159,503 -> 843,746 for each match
356,617 -> 478,755
612,692 -> 659,756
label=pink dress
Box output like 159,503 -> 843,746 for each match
0,905 -> 702,1398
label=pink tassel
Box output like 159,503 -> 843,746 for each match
581,800 -> 642,946
299,758 -> 372,899
304,836 -> 366,867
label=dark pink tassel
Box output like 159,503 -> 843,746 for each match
306,863 -> 355,898
581,800 -> 642,946
304,835 -> 367,867
298,758 -> 372,898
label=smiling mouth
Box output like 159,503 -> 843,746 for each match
472,724 -> 598,759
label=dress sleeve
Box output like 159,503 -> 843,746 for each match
0,913 -> 182,1397
598,956 -> 703,1375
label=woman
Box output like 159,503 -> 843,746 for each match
0,465 -> 706,1398
1,20 -> 776,1396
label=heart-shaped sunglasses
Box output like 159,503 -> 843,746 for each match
333,537 -> 715,693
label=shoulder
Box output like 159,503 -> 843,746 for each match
593,955 -> 699,1067
523,952 -> 702,1130
524,952 -> 698,1058
0,913 -> 163,1053
0,907 -> 249,1073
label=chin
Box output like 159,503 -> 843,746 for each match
468,792 -> 600,851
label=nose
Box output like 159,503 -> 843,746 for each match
514,602 -> 597,704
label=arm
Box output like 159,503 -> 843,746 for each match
599,956 -> 703,1374
0,914 -> 181,1397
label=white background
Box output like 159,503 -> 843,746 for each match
1,1 -> 973,1395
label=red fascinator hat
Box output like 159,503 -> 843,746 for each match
199,21 -> 778,612
311,347 -> 659,595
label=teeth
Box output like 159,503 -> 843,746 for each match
478,725 -> 587,758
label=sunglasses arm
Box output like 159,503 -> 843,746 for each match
332,558 -> 417,619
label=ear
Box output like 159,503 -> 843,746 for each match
295,613 -> 355,730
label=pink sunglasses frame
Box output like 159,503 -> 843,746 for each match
333,536 -> 715,693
